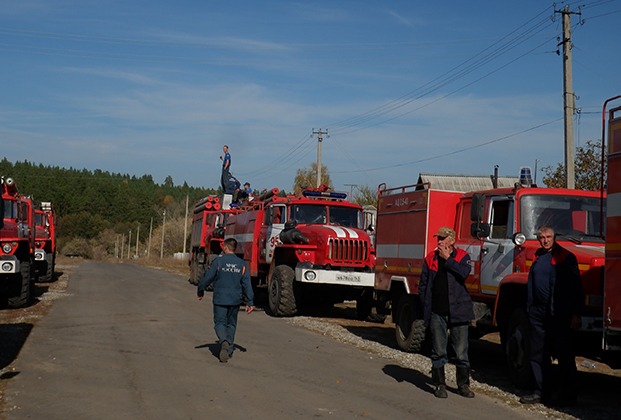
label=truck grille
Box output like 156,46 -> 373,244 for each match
328,238 -> 368,263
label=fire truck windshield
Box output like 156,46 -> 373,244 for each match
290,204 -> 362,228
520,194 -> 605,242
3,199 -> 17,219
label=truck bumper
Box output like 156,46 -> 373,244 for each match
295,266 -> 375,287
0,256 -> 20,274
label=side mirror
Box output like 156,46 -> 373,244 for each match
470,194 -> 485,222
470,222 -> 490,239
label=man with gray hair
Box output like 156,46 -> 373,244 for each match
520,225 -> 582,406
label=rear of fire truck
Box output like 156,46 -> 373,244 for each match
0,177 -> 34,308
188,195 -> 239,285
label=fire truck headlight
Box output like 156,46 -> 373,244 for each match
2,262 -> 13,271
2,243 -> 12,254
304,271 -> 317,281
513,232 -> 526,246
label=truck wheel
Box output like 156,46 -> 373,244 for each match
8,260 -> 32,308
394,294 -> 425,352
505,308 -> 533,388
268,265 -> 297,317
356,289 -> 373,320
188,259 -> 197,285
203,255 -> 217,291
40,254 -> 54,282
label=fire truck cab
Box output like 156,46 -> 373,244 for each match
225,188 -> 376,318
34,201 -> 56,282
1,177 -> 35,308
375,173 -> 605,385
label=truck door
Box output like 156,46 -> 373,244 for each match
479,197 -> 515,295
604,105 -> 621,350
265,204 -> 286,264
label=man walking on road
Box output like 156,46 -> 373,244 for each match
198,238 -> 254,363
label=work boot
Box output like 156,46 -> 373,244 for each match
431,367 -> 448,398
456,367 -> 475,398
519,392 -> 542,404
219,341 -> 230,363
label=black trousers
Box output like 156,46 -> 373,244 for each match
528,305 -> 578,398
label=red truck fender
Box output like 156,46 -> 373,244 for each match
493,272 -> 529,331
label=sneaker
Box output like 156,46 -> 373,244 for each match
219,341 -> 230,363
519,393 -> 542,404
434,385 -> 448,398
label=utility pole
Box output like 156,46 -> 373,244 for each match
344,183 -> 358,197
127,230 -> 132,259
183,194 -> 189,254
312,128 -> 328,188
148,217 -> 153,258
160,210 -> 166,259
135,224 -> 140,258
557,5 -> 579,189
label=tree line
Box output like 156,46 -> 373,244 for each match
0,158 -> 216,259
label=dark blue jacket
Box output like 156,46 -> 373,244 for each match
527,243 -> 582,319
419,247 -> 474,327
197,253 -> 254,306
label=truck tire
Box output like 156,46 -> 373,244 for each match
8,260 -> 32,308
268,265 -> 297,317
394,294 -> 425,352
356,289 -> 373,320
505,308 -> 533,388
203,255 -> 218,291
40,254 -> 54,282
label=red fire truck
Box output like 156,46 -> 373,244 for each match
225,187 -> 376,318
603,95 -> 621,351
187,195 -> 240,285
374,173 -> 606,385
1,177 -> 35,308
34,201 -> 56,282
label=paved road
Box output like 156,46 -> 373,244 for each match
4,262 -> 543,419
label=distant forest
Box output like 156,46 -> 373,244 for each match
1,158 -> 217,259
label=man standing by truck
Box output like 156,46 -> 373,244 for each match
520,225 -> 582,406
419,226 -> 475,399
197,238 -> 254,363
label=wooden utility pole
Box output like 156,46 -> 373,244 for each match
558,5 -> 578,189
312,129 -> 328,188
183,195 -> 189,254
135,224 -> 140,258
160,210 -> 166,259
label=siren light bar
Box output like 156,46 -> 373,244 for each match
302,190 -> 347,199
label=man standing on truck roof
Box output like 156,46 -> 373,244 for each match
197,238 -> 254,363
419,226 -> 475,399
520,225 -> 582,406
220,144 -> 231,192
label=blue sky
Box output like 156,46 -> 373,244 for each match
1,0 -> 620,194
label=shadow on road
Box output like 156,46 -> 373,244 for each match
0,323 -> 33,372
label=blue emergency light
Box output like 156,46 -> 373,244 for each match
302,190 -> 347,199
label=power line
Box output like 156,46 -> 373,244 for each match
331,117 -> 564,175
